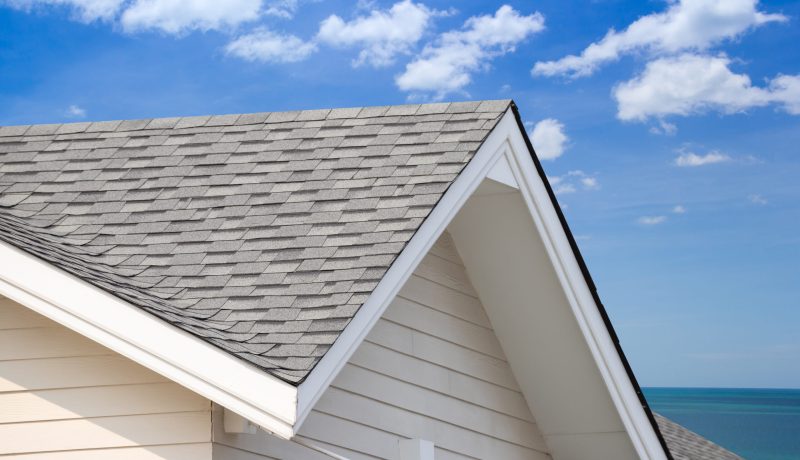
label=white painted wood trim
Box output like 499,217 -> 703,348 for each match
296,107 -> 667,458
486,154 -> 519,189
398,439 -> 435,460
294,110 -> 520,427
224,408 -> 258,434
0,241 -> 297,439
500,126 -> 668,459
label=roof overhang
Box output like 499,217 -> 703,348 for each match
0,240 -> 298,439
0,105 -> 670,458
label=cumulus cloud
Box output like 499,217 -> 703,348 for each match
614,54 -> 800,121
548,170 -> 599,195
649,119 -> 677,135
66,104 -> 86,118
532,0 -> 786,78
674,149 -> 731,166
530,118 -> 568,160
317,0 -> 435,67
120,0 -> 262,34
672,205 -> 687,214
6,0 -> 125,21
396,5 -> 544,99
638,215 -> 667,225
749,194 -> 768,205
264,0 -> 299,19
226,29 -> 317,63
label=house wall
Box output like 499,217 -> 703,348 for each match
0,295 -> 213,459
213,232 -> 552,460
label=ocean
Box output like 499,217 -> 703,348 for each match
643,388 -> 800,460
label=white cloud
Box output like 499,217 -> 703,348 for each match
396,5 -> 544,99
226,29 -> 317,63
120,0 -> 261,34
317,0 -> 435,67
66,104 -> 86,118
581,176 -> 599,189
530,118 -> 567,160
673,205 -> 687,214
638,215 -> 667,225
548,170 -> 599,195
614,54 -> 800,121
532,0 -> 786,78
749,194 -> 768,205
674,149 -> 731,166
264,0 -> 298,19
6,0 -> 125,21
649,119 -> 677,135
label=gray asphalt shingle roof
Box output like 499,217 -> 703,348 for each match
0,100 -> 511,384
655,413 -> 743,460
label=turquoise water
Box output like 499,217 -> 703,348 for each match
643,388 -> 800,460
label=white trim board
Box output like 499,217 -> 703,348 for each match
500,121 -> 666,460
0,240 -> 297,439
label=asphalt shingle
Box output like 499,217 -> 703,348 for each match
0,100 -> 510,384
655,413 -> 742,460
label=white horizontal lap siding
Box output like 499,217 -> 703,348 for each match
296,233 -> 553,460
0,296 -> 213,459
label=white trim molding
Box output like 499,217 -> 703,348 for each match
0,240 -> 297,439
498,120 -> 668,460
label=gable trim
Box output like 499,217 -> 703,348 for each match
0,240 -> 297,439
294,105 -> 670,459
294,109 -> 521,428
496,112 -> 669,459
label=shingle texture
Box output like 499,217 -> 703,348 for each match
0,100 -> 510,384
655,413 -> 743,460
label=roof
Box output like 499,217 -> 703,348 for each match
1,99 -> 739,459
0,100 -> 509,384
654,413 -> 743,460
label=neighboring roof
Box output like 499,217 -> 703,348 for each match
0,100 -> 509,383
654,413 -> 743,460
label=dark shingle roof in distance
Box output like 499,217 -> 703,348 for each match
655,413 -> 743,460
0,100 -> 511,383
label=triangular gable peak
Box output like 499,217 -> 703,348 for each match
295,107 -> 670,459
0,102 -> 670,458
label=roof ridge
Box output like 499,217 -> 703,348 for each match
0,99 -> 513,136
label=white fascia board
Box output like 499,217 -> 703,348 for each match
500,124 -> 668,459
0,240 -> 297,439
294,109 -> 520,427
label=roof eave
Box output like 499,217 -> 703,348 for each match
0,239 -> 299,439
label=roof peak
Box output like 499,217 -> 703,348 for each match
0,100 -> 513,137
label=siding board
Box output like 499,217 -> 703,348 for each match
0,444 -> 212,460
0,355 -> 167,393
0,296 -> 212,459
293,232 -> 552,459
0,412 -> 210,454
0,382 -> 209,423
0,328 -> 109,361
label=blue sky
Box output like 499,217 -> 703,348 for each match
1,0 -> 798,388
